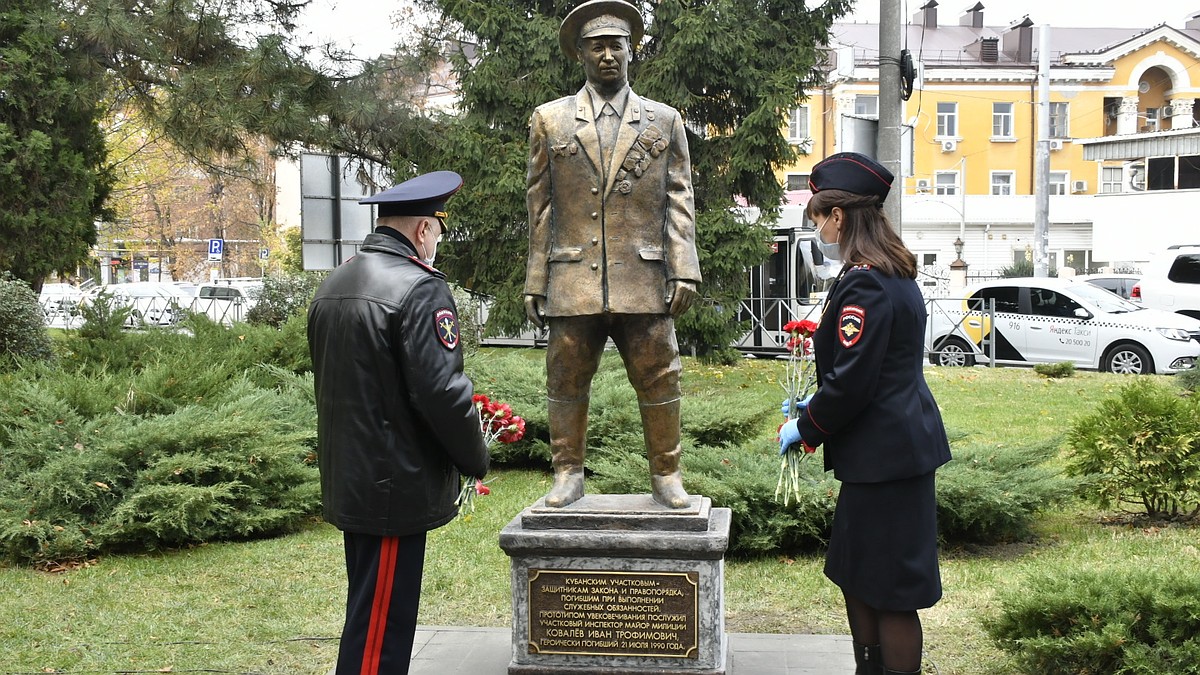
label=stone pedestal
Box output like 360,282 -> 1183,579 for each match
499,494 -> 731,675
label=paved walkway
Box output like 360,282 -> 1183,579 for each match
402,626 -> 856,675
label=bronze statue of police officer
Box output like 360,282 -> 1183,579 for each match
525,0 -> 701,509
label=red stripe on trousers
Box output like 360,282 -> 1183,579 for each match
360,536 -> 399,675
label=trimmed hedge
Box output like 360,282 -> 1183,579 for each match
467,349 -> 1074,554
936,440 -> 1074,544
0,274 -> 53,364
1065,378 -> 1200,519
2,323 -> 1077,563
986,565 -> 1200,674
0,321 -> 319,565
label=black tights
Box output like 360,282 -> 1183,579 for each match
844,592 -> 923,672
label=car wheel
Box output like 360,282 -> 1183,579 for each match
1103,342 -> 1153,375
930,336 -> 976,367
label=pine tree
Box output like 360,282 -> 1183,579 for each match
1,0 -> 337,288
407,0 -> 852,359
0,0 -> 111,289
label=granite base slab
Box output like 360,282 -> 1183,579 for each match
500,494 -> 732,675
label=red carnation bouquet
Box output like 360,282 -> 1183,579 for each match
456,394 -> 526,520
777,319 -> 819,505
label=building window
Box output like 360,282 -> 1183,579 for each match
1101,167 -> 1124,193
935,171 -> 958,195
937,102 -> 958,137
915,252 -> 939,287
1143,107 -> 1160,132
1064,250 -> 1092,274
787,106 -> 809,142
786,174 -> 810,191
1049,102 -> 1070,138
992,102 -> 1014,138
1049,171 -> 1068,195
854,95 -> 879,117
991,171 -> 1014,195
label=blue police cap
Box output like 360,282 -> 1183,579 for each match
360,170 -> 464,223
808,152 -> 893,202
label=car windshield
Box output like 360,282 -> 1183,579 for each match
1069,282 -> 1143,313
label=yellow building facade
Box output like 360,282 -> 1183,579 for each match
775,4 -> 1200,273
784,9 -> 1200,196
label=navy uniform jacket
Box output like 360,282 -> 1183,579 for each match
797,264 -> 951,483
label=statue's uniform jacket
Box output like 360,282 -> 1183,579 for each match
525,86 -> 701,314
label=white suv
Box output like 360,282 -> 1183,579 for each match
1132,245 -> 1200,320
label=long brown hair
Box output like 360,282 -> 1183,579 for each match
806,190 -> 917,279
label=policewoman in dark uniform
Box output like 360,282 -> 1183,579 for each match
308,171 -> 490,675
779,153 -> 952,675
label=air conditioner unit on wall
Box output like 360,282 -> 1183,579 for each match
1072,180 -> 1088,193
1049,139 -> 1064,151
915,178 -> 932,193
940,139 -> 957,152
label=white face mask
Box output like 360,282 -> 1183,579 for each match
815,215 -> 841,261
420,223 -> 441,266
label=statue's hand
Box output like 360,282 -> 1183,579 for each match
666,281 -> 698,317
524,294 -> 547,328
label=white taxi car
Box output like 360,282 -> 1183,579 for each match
927,277 -> 1200,375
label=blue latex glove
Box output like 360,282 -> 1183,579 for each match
779,418 -> 803,455
780,394 -> 814,417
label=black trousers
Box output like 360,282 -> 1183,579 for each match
337,531 -> 427,675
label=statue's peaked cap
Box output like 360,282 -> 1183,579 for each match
559,0 -> 644,60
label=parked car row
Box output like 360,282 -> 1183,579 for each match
38,280 -> 261,329
1071,246 -> 1200,322
1131,244 -> 1200,321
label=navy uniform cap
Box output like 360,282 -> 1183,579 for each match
360,170 -> 464,223
809,152 -> 894,203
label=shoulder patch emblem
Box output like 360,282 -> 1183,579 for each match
839,305 -> 866,348
434,308 -> 459,351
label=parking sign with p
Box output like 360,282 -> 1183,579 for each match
208,238 -> 224,262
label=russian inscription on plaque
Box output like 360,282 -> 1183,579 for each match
528,569 -> 699,658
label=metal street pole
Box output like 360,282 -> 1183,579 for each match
1033,25 -> 1051,277
879,0 -> 904,234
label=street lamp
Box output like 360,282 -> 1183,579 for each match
949,236 -> 968,292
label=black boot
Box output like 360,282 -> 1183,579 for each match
853,642 -> 882,675
883,669 -> 921,674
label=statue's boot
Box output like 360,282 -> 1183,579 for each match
545,398 -> 588,507
641,398 -> 691,508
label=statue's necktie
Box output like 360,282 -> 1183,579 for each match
598,103 -> 619,173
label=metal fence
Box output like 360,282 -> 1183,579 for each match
925,296 -> 997,367
41,295 -> 253,330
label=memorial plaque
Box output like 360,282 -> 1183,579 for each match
527,569 -> 699,658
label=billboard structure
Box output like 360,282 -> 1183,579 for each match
300,152 -> 388,270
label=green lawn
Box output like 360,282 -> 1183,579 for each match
2,364 -> 1197,674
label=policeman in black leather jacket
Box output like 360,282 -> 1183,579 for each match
308,170 -> 489,675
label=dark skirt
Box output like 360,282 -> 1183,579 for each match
824,471 -> 942,611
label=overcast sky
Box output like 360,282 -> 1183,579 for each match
296,0 -> 1200,61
